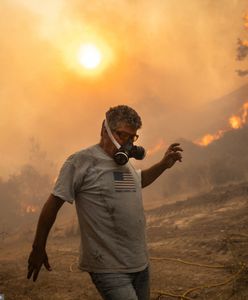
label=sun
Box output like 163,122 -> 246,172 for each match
78,43 -> 102,70
61,35 -> 114,77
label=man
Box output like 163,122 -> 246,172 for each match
27,105 -> 183,300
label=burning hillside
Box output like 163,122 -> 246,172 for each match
144,122 -> 248,205
195,101 -> 248,146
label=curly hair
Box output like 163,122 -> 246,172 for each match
106,105 -> 142,130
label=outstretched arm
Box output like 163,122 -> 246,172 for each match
141,143 -> 183,188
27,194 -> 65,282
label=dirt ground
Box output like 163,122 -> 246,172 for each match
1,182 -> 248,300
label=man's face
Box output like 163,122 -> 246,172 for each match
101,121 -> 140,158
112,122 -> 139,147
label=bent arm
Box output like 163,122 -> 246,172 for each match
32,193 -> 65,249
141,143 -> 183,188
141,160 -> 168,188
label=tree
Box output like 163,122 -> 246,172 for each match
236,13 -> 248,77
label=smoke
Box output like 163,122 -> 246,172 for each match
1,0 -> 248,179
144,125 -> 248,204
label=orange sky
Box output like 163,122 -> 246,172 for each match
1,0 -> 248,178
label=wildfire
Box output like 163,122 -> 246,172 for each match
195,101 -> 248,147
229,116 -> 242,129
229,101 -> 248,128
244,13 -> 248,29
195,130 -> 225,147
241,102 -> 248,122
21,203 -> 38,214
147,139 -> 166,156
26,205 -> 37,213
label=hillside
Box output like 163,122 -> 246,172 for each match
143,124 -> 248,205
197,83 -> 248,134
147,182 -> 248,299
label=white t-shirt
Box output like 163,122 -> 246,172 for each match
52,144 -> 148,273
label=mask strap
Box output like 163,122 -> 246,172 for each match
104,119 -> 121,149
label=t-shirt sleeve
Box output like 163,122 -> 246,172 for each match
52,158 -> 82,204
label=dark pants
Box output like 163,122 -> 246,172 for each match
89,267 -> 150,300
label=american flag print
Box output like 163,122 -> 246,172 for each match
113,171 -> 136,192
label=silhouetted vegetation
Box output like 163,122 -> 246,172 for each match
0,164 -> 53,230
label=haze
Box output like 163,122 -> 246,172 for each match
1,0 -> 248,178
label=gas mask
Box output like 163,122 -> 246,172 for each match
104,119 -> 146,165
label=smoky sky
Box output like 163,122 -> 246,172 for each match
1,0 -> 248,178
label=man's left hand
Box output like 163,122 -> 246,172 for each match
162,143 -> 183,169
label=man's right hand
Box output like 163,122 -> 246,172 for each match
27,194 -> 64,282
27,247 -> 52,282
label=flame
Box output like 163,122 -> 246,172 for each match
20,203 -> 38,214
244,13 -> 248,29
20,202 -> 40,217
241,102 -> 248,123
147,139 -> 166,156
26,205 -> 37,213
229,116 -> 242,129
229,102 -> 248,129
195,130 -> 224,147
195,101 -> 248,147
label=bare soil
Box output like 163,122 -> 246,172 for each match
1,182 -> 248,300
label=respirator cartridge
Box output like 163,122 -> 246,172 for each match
104,119 -> 146,165
114,141 -> 145,165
